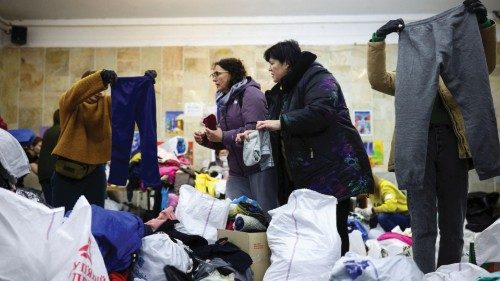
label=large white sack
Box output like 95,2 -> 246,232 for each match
329,252 -> 423,281
423,263 -> 489,281
48,196 -> 109,281
264,189 -> 341,281
0,189 -> 109,281
133,234 -> 192,281
175,185 -> 231,243
0,188 -> 65,280
475,218 -> 500,265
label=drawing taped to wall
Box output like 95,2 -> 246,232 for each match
353,110 -> 372,136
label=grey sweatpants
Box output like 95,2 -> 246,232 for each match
226,167 -> 279,220
395,5 -> 500,190
407,124 -> 469,274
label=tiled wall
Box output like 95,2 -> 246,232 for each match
1,43 -> 499,192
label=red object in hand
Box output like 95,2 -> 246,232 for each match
203,114 -> 217,130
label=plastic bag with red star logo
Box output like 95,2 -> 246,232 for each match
48,196 -> 109,281
0,189 -> 109,281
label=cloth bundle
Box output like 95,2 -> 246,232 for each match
233,213 -> 266,232
243,130 -> 274,169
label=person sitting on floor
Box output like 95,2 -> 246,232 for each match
356,176 -> 410,232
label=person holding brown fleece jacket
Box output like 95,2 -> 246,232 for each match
51,69 -> 117,211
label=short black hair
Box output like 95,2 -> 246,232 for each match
264,40 -> 302,68
213,58 -> 247,87
53,109 -> 60,125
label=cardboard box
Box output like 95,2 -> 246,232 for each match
217,229 -> 270,281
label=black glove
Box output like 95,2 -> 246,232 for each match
145,70 -> 157,84
463,0 -> 488,24
100,69 -> 117,85
376,18 -> 405,38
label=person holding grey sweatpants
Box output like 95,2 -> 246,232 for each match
367,0 -> 497,273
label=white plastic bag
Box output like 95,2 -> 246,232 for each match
423,263 -> 489,281
175,185 -> 231,243
133,234 -> 192,281
0,189 -> 109,281
365,239 -> 384,259
329,252 -> 423,281
475,218 -> 500,265
378,238 -> 409,257
48,197 -> 109,281
264,189 -> 341,281
349,230 -> 367,256
0,188 -> 65,280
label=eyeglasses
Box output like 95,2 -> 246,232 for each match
210,71 -> 228,78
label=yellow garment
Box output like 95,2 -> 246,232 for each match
369,178 -> 408,214
194,173 -> 218,197
130,152 -> 142,163
52,71 -> 111,164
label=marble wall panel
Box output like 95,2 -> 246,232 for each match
0,48 -> 20,126
95,48 -> 117,71
117,48 -> 140,76
19,48 -> 44,131
69,48 -> 95,83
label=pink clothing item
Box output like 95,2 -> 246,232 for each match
159,165 -> 179,185
145,206 -> 177,231
159,206 -> 176,220
377,232 -> 412,246
145,218 -> 167,231
164,159 -> 180,167
177,155 -> 191,166
167,193 -> 179,209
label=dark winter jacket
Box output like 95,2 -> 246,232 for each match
202,77 -> 267,177
37,124 -> 60,183
268,51 -> 374,201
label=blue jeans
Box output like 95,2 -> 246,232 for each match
226,167 -> 279,219
377,212 -> 411,232
407,124 -> 469,274
52,165 -> 107,211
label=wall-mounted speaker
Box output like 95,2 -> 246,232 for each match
11,25 -> 27,45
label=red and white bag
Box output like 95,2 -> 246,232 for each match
0,188 -> 109,281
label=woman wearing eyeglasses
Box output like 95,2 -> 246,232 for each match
194,58 -> 279,217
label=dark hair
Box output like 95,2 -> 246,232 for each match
32,136 -> 42,147
263,40 -> 301,68
212,58 -> 247,87
81,70 -> 96,79
53,109 -> 60,125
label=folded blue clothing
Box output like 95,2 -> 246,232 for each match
234,213 -> 266,232
231,195 -> 260,208
348,218 -> 368,241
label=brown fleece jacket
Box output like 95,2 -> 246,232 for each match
52,71 -> 112,164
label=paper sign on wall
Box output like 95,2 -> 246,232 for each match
184,102 -> 204,117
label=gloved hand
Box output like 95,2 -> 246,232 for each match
376,18 -> 405,38
463,0 -> 488,24
100,69 -> 117,85
145,70 -> 157,84
355,207 -> 373,220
